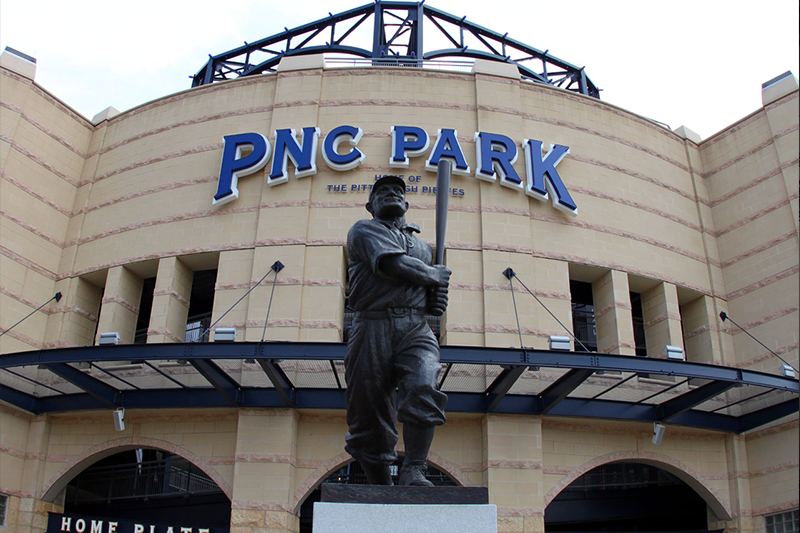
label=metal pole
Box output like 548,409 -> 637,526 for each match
195,265 -> 281,342
0,292 -> 61,338
261,261 -> 285,342
720,312 -> 798,374
503,269 -> 591,352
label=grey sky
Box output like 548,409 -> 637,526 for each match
2,0 -> 798,139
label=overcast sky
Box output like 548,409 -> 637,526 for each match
2,0 -> 798,140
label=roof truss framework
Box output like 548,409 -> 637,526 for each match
40,363 -> 121,407
1,342 -> 796,434
189,358 -> 241,406
191,1 -> 600,98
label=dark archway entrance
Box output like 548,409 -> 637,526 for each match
299,457 -> 458,532
63,449 -> 231,528
545,462 -> 713,532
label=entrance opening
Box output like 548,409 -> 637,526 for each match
299,457 -> 458,532
545,461 -> 710,532
63,449 -> 230,527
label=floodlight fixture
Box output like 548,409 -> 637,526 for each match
113,408 -> 125,431
652,422 -> 665,445
663,345 -> 685,361
98,332 -> 120,345
549,335 -> 571,351
214,327 -> 237,342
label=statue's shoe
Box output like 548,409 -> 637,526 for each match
398,463 -> 434,487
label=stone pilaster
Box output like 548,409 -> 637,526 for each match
592,270 -> 635,355
642,282 -> 684,357
298,246 -> 346,342
95,265 -> 143,344
243,246 -> 302,342
231,409 -> 300,533
681,295 -> 728,365
707,434 -> 756,533
47,276 -> 102,348
147,256 -> 193,343
483,415 -> 544,533
214,249 -> 255,341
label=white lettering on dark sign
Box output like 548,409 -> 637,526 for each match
50,514 -> 219,533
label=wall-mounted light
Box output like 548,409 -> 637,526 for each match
214,327 -> 237,342
98,332 -> 120,345
781,365 -> 796,378
113,408 -> 125,431
663,345 -> 684,361
652,422 -> 665,445
549,335 -> 571,351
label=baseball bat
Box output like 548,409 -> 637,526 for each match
435,159 -> 451,265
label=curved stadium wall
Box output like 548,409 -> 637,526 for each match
0,50 -> 798,533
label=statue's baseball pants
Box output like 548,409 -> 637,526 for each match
344,308 -> 447,465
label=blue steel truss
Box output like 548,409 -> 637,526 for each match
1,342 -> 797,433
191,1 -> 600,98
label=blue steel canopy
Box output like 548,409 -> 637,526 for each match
1,342 -> 797,433
191,1 -> 600,98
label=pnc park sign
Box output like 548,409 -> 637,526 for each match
213,125 -> 578,216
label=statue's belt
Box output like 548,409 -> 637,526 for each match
354,308 -> 426,319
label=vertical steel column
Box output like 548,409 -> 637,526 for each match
580,69 -> 588,96
412,2 -> 424,59
203,60 -> 214,85
372,0 -> 385,58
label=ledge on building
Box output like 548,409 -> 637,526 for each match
673,125 -> 702,144
92,106 -> 120,124
1,46 -> 37,80
472,58 -> 519,80
762,70 -> 798,105
278,54 -> 326,72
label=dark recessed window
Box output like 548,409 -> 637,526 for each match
0,492 -> 8,527
630,292 -> 647,356
185,269 -> 218,343
133,277 -> 156,344
570,281 -> 597,352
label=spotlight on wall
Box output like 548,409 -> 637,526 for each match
663,345 -> 685,361
113,408 -> 125,431
652,422 -> 665,445
549,335 -> 571,351
214,327 -> 237,342
781,365 -> 796,378
98,332 -> 120,345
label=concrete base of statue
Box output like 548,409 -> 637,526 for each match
312,485 -> 496,533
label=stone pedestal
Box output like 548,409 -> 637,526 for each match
313,486 -> 496,533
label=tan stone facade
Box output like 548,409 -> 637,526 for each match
1,50 -> 797,532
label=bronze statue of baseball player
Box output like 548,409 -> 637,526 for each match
344,175 -> 450,486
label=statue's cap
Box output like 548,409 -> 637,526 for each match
369,175 -> 406,201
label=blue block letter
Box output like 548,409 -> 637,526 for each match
214,133 -> 271,206
390,126 -> 430,168
323,125 -> 366,171
425,129 -> 470,175
475,132 -> 521,190
523,139 -> 577,216
270,127 -> 321,184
